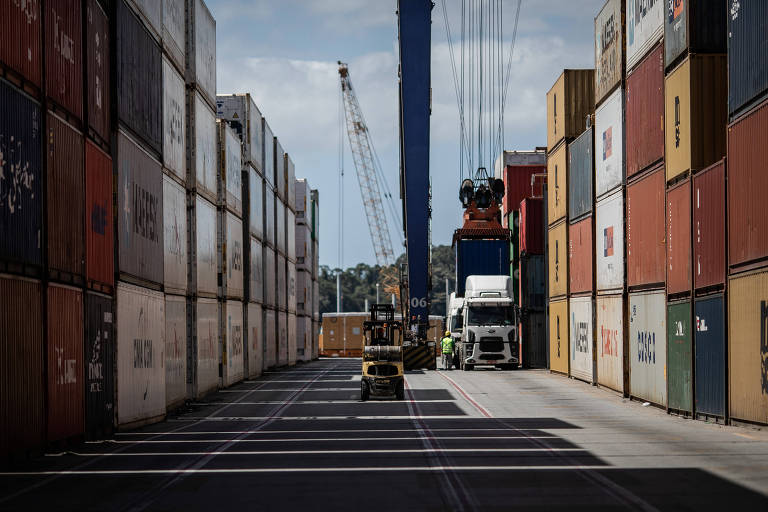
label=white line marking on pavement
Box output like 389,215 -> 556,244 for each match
115,428 -> 554,436
187,400 -> 455,405
51,448 -> 586,457
171,415 -> 474,421
104,436 -> 557,444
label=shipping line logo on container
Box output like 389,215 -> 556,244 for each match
124,173 -> 159,245
230,319 -> 243,365
760,301 -> 768,395
637,331 -> 657,364
574,316 -> 589,354
601,325 -> 619,357
89,8 -> 105,111
55,347 -> 77,385
168,326 -> 184,381
133,307 -> 154,373
597,13 -> 618,91
0,131 -> 38,214
88,329 -> 105,393
229,240 -> 242,276
602,127 -> 613,161
695,315 -> 709,332
604,226 -> 614,257
668,0 -> 684,24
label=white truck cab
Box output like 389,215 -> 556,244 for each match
459,275 -> 519,371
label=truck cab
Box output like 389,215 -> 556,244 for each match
459,275 -> 519,371
447,292 -> 464,367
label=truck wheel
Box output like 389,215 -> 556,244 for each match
361,381 -> 370,401
395,381 -> 405,400
464,364 -> 474,371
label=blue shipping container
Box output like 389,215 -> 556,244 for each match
694,294 -> 725,418
455,239 -> 510,297
0,80 -> 43,267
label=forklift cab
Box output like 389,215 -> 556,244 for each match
361,304 -> 405,401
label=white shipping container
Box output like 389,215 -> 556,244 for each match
596,294 -> 625,393
287,209 -> 296,261
569,296 -> 595,383
163,175 -> 187,294
222,300 -> 244,386
596,190 -> 625,292
185,0 -> 216,108
265,308 -> 276,368
595,87 -> 624,199
277,253 -> 287,311
313,279 -> 320,320
247,302 -> 263,377
297,269 -> 311,315
193,297 -> 219,398
295,178 -> 309,223
218,121 -> 242,216
127,0 -> 162,41
626,0 -> 663,71
264,247 -> 276,307
249,167 -> 264,239
296,224 -> 312,272
163,0 -> 185,73
219,211 -> 244,299
312,238 -> 319,280
216,94 -> 263,171
117,282 -> 165,426
287,312 -> 297,366
163,56 -> 186,181
275,139 -> 285,200
265,185 -> 275,246
628,289 -> 667,406
165,294 -> 186,409
312,319 -> 320,358
188,91 -> 217,202
190,194 -> 217,296
287,260 -> 297,314
276,199 -> 286,253
278,310 -> 288,366
249,236 -> 263,303
263,120 -> 274,188
285,155 -> 296,211
296,315 -> 308,361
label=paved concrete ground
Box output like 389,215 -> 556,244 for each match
1,358 -> 767,511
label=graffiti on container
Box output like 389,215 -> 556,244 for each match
91,201 -> 107,235
602,126 -> 613,161
674,96 -> 681,148
637,331 -> 656,364
695,315 -> 709,332
88,330 -> 104,393
229,239 -> 242,276
761,301 -> 768,394
601,325 -> 619,357
55,347 -> 77,385
0,128 -> 38,214
575,319 -> 589,354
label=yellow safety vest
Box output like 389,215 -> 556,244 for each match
441,336 -> 454,354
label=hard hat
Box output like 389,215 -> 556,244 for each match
445,331 -> 450,336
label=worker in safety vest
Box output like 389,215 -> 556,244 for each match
440,331 -> 454,370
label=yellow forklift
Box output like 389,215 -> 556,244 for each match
361,304 -> 405,401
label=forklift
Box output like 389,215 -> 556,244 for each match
361,304 -> 405,401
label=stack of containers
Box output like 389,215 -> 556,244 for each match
295,179 -> 314,362
726,4 -> 768,427
185,0 -> 219,399
285,154 -> 297,365
310,189 -> 321,359
495,150 -> 546,227
594,0 -> 626,395
663,2 -> 726,416
545,69 -> 594,376
216,93 -> 265,379
274,137 -> 288,366
263,120 -> 277,368
114,0 -> 166,429
519,197 -> 546,368
161,0 -> 188,413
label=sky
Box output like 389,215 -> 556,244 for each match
209,0 -> 605,268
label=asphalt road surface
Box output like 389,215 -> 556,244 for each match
1,358 -> 767,511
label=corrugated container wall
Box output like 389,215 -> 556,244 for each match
546,70 -> 595,152
185,0 -> 216,109
163,56 -> 186,181
628,289 -> 667,406
287,209 -> 296,261
218,121 -> 242,216
116,130 -> 164,285
548,299 -> 569,374
547,142 -> 567,225
45,0 -> 82,120
264,246 -> 276,307
188,90 -> 217,201
127,0 -> 162,41
666,179 -> 691,295
216,94 -> 264,171
727,1 -> 768,118
288,312 -> 297,365
497,151 -> 546,216
86,0 -> 110,144
191,297 -> 218,398
569,296 -> 594,383
596,294 -> 624,393
0,277 -> 44,459
625,0 -> 663,71
520,198 -> 543,255
0,83 -> 43,268
594,0 -> 624,105
263,120 -> 275,188
265,185 -> 276,246
692,159 -> 725,290
520,255 -> 546,310
84,291 -> 114,440
568,127 -> 593,220
163,175 -> 187,293
626,42 -> 664,178
285,156 -> 296,211
46,284 -> 84,442
275,139 -> 285,201
595,87 -> 624,196
596,189 -> 624,292
220,211 -> 244,299
264,308 -> 276,367
116,0 -> 162,155
0,0 -> 42,88
249,237 -> 263,303
278,310 -> 288,365
287,261 -> 297,313
247,302 -> 263,377
664,55 -> 727,181
694,294 -> 725,418
667,300 -> 692,413
249,168 -> 264,239
189,194 -> 218,296
569,217 -> 593,295
47,112 -> 84,278
277,253 -> 287,310
222,300 -> 244,386
163,0 -> 185,73
727,270 -> 768,425
548,222 -> 568,298
664,0 -> 727,69
727,100 -> 768,271
85,141 -> 114,290
626,166 -> 665,288
295,179 -> 309,222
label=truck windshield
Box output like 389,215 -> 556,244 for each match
450,311 -> 464,332
467,306 -> 514,326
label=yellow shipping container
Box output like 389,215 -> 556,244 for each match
728,270 -> 768,425
546,69 -> 596,152
664,55 -> 727,182
548,220 -> 569,298
547,141 -> 568,225
549,299 -> 569,375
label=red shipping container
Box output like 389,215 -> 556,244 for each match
627,165 -> 666,288
667,179 -> 691,294
693,159 -> 725,289
728,100 -> 768,270
47,111 -> 85,278
0,0 -> 42,88
626,42 -> 665,178
85,140 -> 114,289
520,197 -> 544,255
45,0 -> 83,120
85,0 -> 110,144
569,216 -> 594,294
47,283 -> 84,442
0,276 -> 44,460
502,164 -> 546,220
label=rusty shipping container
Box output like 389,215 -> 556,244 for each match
568,127 -> 593,221
217,93 -> 264,171
596,293 -> 625,393
85,0 -> 110,145
728,270 -> 768,425
626,42 -> 664,178
186,0 -> 217,109
496,150 -> 546,217
249,237 -> 263,303
547,141 -> 568,225
727,1 -> 768,118
1,82 -> 43,268
569,216 -> 593,295
693,159 -> 725,290
664,55 -> 727,182
163,0 -> 185,73
47,112 -> 84,279
626,165 -> 665,288
664,0 -> 727,70
628,289 -> 667,407
190,297 -> 219,399
548,299 -> 569,375
595,87 -> 624,197
116,0 -> 162,155
84,291 -> 114,440
163,174 -> 187,294
695,293 -> 725,418
47,283 -> 84,442
520,198 -> 543,255
0,0 -> 42,88
666,179 -> 691,295
45,0 -> 82,120
546,70 -> 595,152
594,0 -> 624,105
188,90 -> 217,202
165,294 -> 186,410
163,56 -> 186,182
667,299 -> 693,413
728,100 -> 768,271
0,277 -> 44,459
548,221 -> 568,299
218,120 -> 243,216
247,302 -> 263,377
189,194 -> 218,297
85,141 -> 114,290
625,0 -> 663,71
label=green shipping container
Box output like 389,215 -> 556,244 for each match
667,301 -> 693,414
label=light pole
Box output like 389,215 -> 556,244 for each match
376,283 -> 380,305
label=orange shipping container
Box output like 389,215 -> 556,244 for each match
626,166 -> 666,288
569,216 -> 593,295
666,179 -> 691,295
